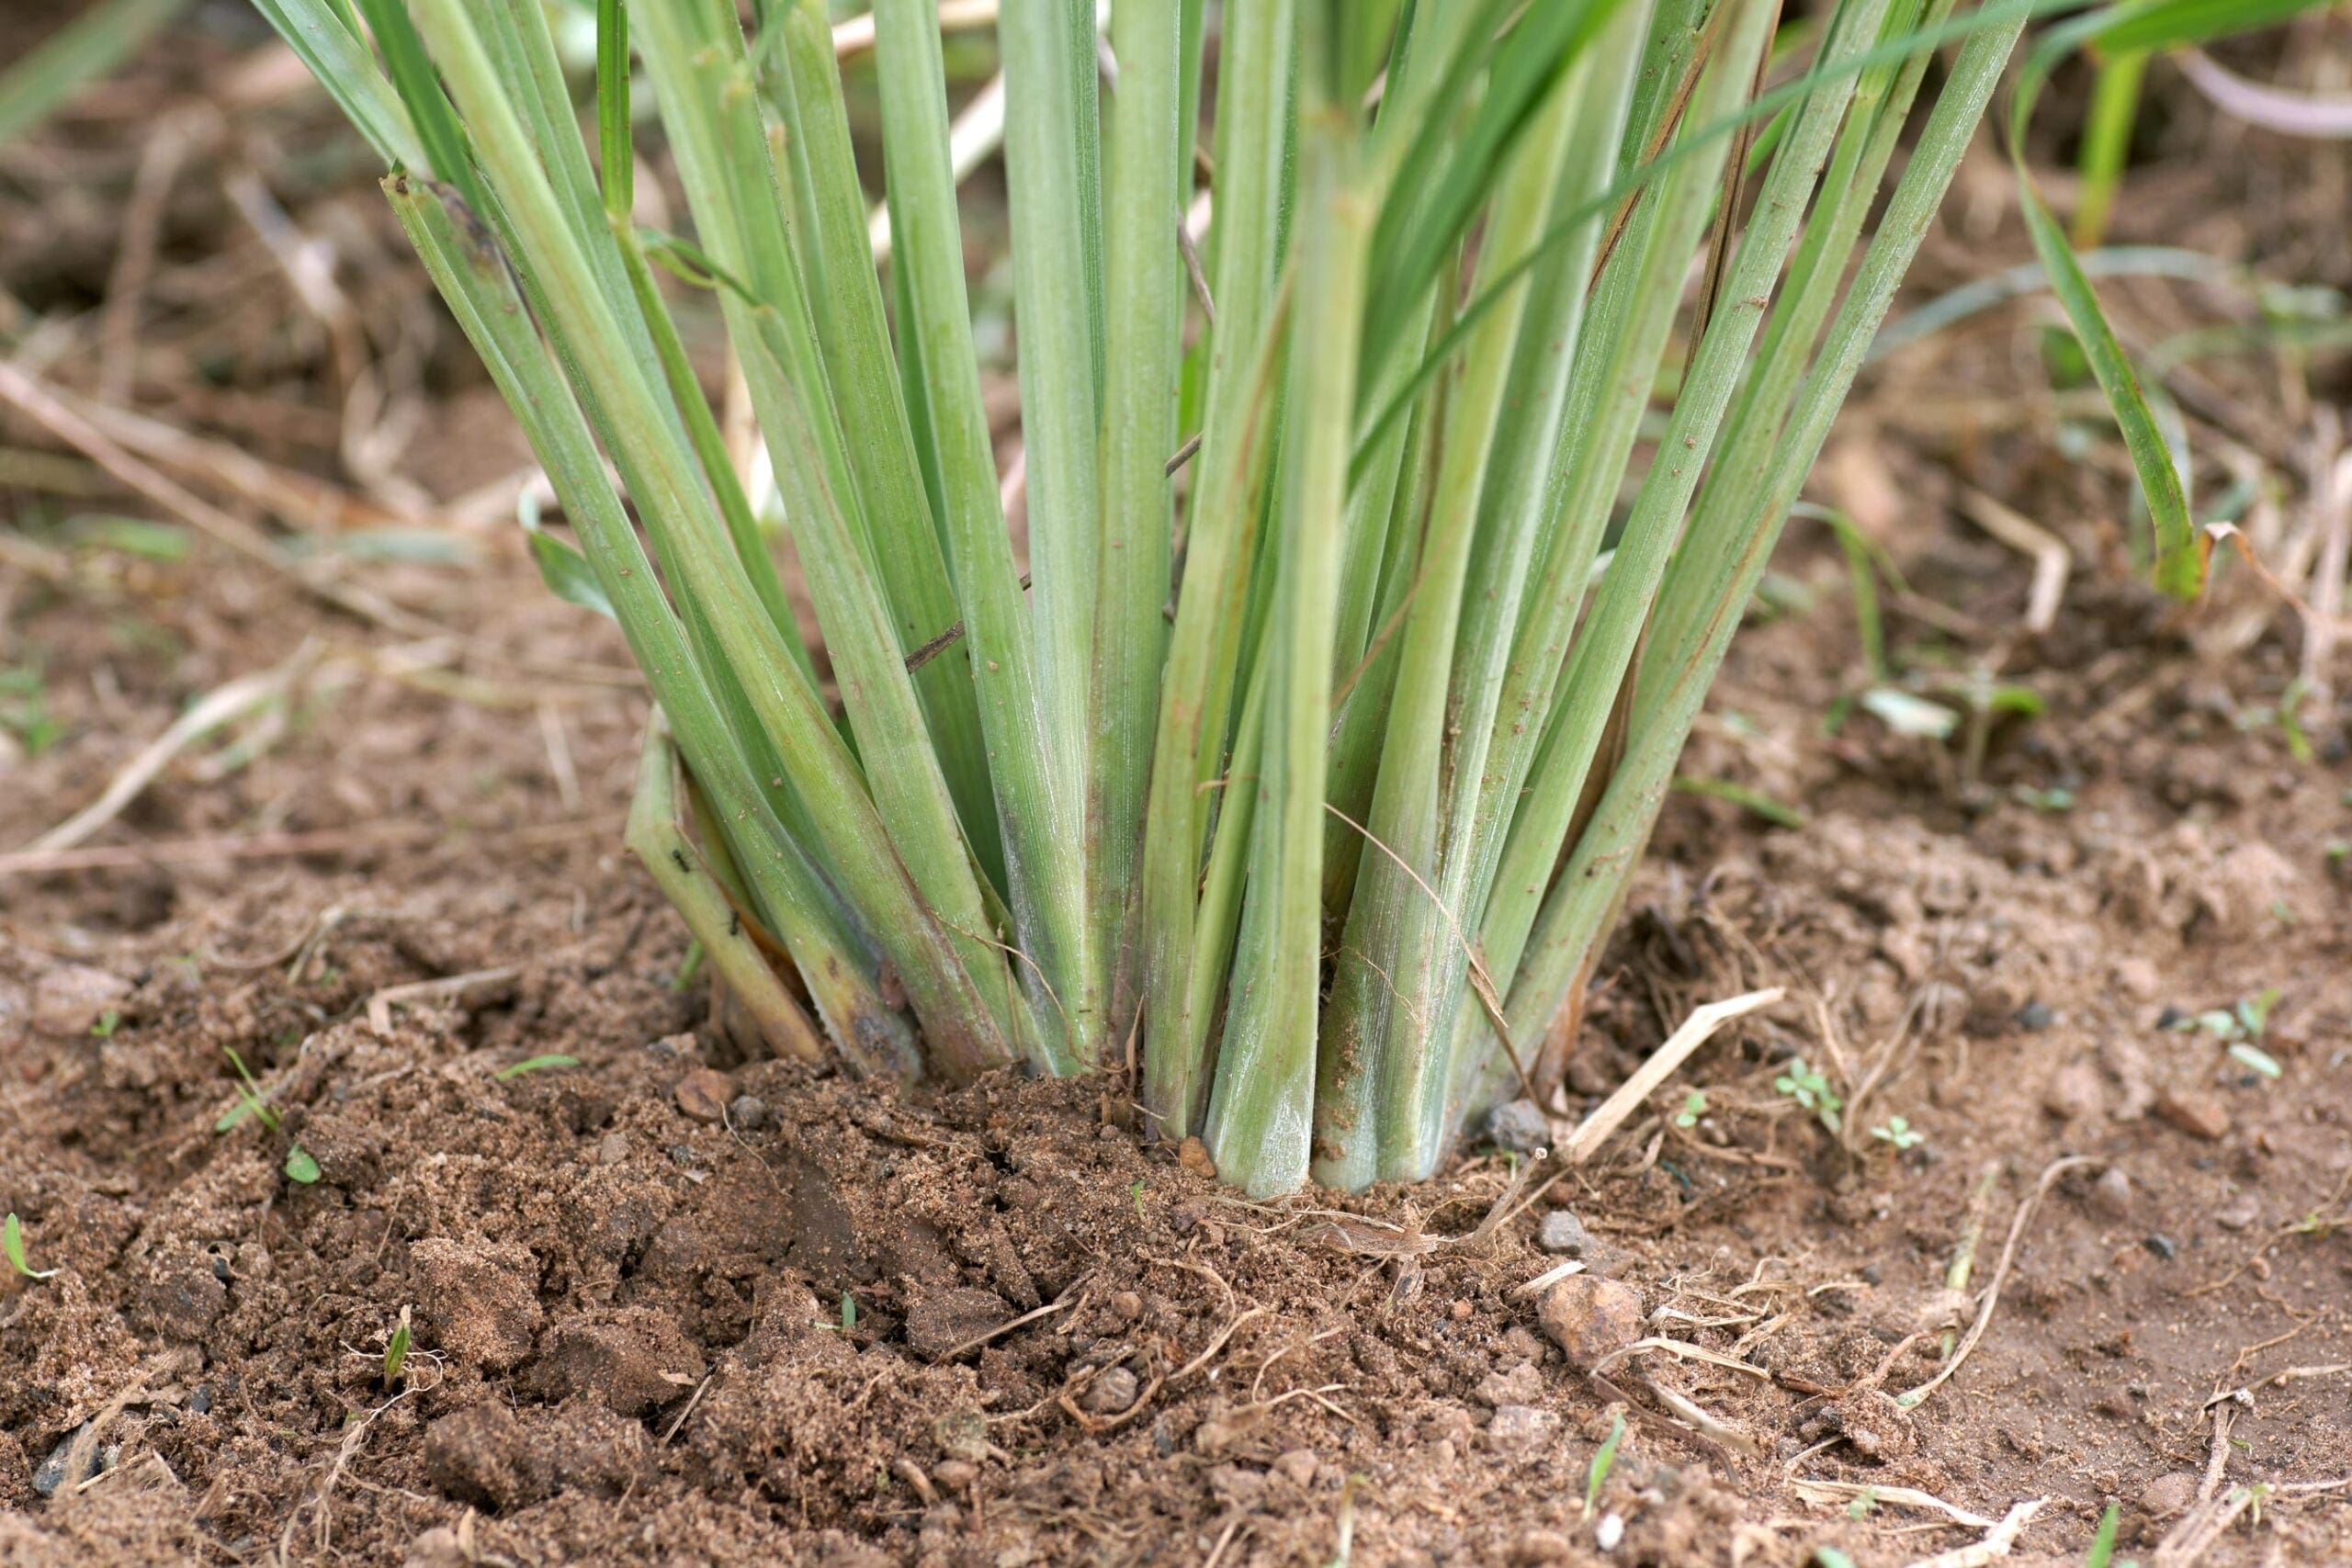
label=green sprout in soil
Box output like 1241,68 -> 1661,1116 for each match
2169,987 -> 2285,1079
90,1009 -> 120,1038
1814,1548 -> 1859,1568
1775,1057 -> 1844,1134
0,665 -> 61,757
1674,1091 -> 1709,1130
2083,1500 -> 2124,1568
217,1045 -> 321,1185
250,0 -> 2245,1195
1584,1412 -> 1625,1517
1846,1486 -> 1879,1519
494,1054 -> 582,1081
4,1213 -> 60,1280
384,1307 -> 413,1387
1870,1116 -> 1924,1150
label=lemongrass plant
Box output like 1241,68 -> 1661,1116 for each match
254,0 -> 2251,1194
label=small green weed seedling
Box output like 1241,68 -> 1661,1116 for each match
2083,1500 -> 2124,1568
1870,1116 -> 1924,1150
218,1045 -> 322,1185
1774,1057 -> 1844,1134
2169,988 -> 2284,1079
91,1009 -> 121,1038
4,1213 -> 60,1280
384,1306 -> 413,1386
494,1054 -> 581,1081
1584,1413 -> 1625,1517
1674,1091 -> 1709,1130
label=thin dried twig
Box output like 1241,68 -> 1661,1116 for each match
25,643 -> 315,854
365,967 -> 520,1036
1792,1480 -> 1998,1530
1959,489 -> 2071,635
1557,988 -> 1784,1164
1899,1498 -> 2046,1568
1896,1156 -> 2097,1408
0,813 -> 623,880
937,1279 -> 1089,1361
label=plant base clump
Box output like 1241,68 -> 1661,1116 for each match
256,0 -> 2212,1192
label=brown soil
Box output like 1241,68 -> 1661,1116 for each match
3,15 -> 2349,1568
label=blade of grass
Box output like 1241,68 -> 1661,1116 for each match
764,0 -> 1003,884
1138,0 -> 1298,1135
1500,1 -> 2034,1100
874,0 -> 1088,1073
2070,46 -> 2144,249
0,0 -> 188,152
1093,0 -> 1187,1045
1000,0 -> 1109,1047
385,177 -> 920,1077
627,715 -> 826,1064
1204,25 -> 1367,1197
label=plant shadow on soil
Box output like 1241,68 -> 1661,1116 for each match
3,15 -> 2351,1568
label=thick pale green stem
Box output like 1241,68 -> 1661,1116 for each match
874,0 -> 1086,1072
627,717 -> 824,1065
1316,62 -> 1587,1189
1139,0 -> 1295,1139
1001,0 -> 1109,1057
1204,54 -> 1366,1199
1093,0 -> 1186,1050
1498,2 -> 2032,1100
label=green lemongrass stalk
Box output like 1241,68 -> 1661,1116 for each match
1202,11 -> 1367,1197
626,714 -> 824,1066
262,0 -> 2225,1192
999,0 -> 1108,1059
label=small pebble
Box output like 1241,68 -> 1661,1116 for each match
2041,1058 -> 2106,1122
2089,1167 -> 2133,1220
673,1068 -> 731,1123
31,964 -> 130,1039
933,1459 -> 978,1489
1596,1512 -> 1625,1552
597,1132 -> 628,1166
1110,1291 -> 1143,1320
188,1385 -> 212,1416
2013,1000 -> 2054,1032
1450,1298 -> 1473,1321
1538,1275 -> 1643,1369
1537,1210 -> 1590,1257
2213,1193 -> 2262,1232
1272,1449 -> 1316,1486
2154,1089 -> 2230,1143
30,1426 -> 96,1498
2143,1234 -> 2177,1262
727,1094 -> 768,1130
1178,1136 -> 1217,1181
1486,1099 -> 1550,1155
1079,1365 -> 1140,1416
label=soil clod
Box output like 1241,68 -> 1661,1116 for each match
412,1236 -> 543,1371
2154,1088 -> 2232,1142
673,1067 -> 732,1123
1539,1274 -> 1644,1369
